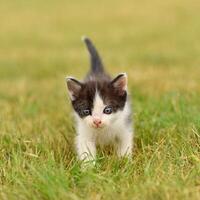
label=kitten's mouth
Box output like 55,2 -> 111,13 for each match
92,124 -> 104,129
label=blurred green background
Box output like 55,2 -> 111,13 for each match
0,0 -> 200,199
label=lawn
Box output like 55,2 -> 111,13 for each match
0,0 -> 200,199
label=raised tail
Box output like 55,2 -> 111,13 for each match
82,36 -> 104,74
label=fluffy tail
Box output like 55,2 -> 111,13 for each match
82,36 -> 104,74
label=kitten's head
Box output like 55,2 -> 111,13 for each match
66,73 -> 127,129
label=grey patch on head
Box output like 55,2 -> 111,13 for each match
70,77 -> 128,118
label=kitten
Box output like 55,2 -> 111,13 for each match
65,37 -> 133,162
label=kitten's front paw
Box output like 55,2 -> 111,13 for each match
81,159 -> 96,170
117,147 -> 133,159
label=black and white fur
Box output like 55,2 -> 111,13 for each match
66,37 -> 133,162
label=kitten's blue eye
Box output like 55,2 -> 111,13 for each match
83,109 -> 90,116
103,106 -> 112,114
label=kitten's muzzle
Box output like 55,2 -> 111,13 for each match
93,118 -> 102,128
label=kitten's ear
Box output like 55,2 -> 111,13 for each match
111,73 -> 127,95
65,77 -> 82,101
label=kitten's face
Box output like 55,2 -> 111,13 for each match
66,74 -> 127,129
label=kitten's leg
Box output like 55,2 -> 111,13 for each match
116,132 -> 133,158
76,135 -> 96,163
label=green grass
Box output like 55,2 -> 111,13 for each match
0,0 -> 200,199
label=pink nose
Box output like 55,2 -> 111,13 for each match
93,118 -> 102,126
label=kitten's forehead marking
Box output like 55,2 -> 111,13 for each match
92,90 -> 105,116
